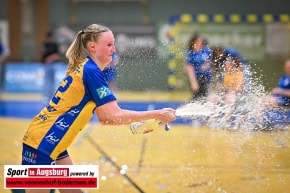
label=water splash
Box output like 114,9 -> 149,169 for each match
177,97 -> 288,131
176,65 -> 289,131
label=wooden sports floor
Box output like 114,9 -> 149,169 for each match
1,117 -> 289,193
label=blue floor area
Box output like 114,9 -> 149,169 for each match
1,100 -> 289,126
0,100 -> 192,124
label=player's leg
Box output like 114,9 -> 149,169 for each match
193,76 -> 207,100
22,144 -> 55,193
56,155 -> 83,193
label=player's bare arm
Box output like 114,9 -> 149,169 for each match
95,100 -> 176,125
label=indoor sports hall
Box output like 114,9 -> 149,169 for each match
0,1 -> 289,193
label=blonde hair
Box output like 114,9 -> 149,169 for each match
65,24 -> 110,75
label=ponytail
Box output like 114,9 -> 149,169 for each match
65,30 -> 85,75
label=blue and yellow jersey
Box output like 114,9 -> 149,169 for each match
223,70 -> 244,92
23,56 -> 116,159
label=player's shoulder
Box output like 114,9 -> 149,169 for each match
187,50 -> 194,55
186,50 -> 195,59
202,46 -> 211,52
225,47 -> 241,57
279,74 -> 290,81
83,57 -> 102,72
278,74 -> 288,85
83,57 -> 104,79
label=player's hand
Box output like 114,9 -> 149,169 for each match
156,108 -> 176,124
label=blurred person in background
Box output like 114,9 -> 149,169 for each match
22,23 -> 175,193
260,58 -> 290,107
40,31 -> 60,102
211,46 -> 251,93
103,52 -> 119,91
208,56 -> 245,104
0,37 -> 10,92
185,33 -> 212,100
254,58 -> 290,126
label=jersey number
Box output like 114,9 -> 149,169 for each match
51,76 -> 73,105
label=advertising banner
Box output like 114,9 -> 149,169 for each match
4,62 -> 67,93
4,165 -> 99,189
110,24 -> 157,59
159,22 -> 266,60
4,63 -> 44,93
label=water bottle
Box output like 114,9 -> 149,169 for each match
130,119 -> 170,135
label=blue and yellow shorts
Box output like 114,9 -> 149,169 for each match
22,144 -> 69,165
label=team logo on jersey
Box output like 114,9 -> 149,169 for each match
68,108 -> 80,116
22,150 -> 37,164
55,118 -> 70,130
96,86 -> 112,99
45,132 -> 60,145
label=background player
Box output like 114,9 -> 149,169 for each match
22,24 -> 176,193
211,46 -> 251,93
185,33 -> 212,100
208,57 -> 245,104
261,58 -> 290,107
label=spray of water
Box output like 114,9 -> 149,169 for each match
176,63 -> 289,131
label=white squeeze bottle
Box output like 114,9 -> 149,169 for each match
130,119 -> 170,135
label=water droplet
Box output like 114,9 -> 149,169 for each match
100,175 -> 107,181
120,169 -> 126,175
121,164 -> 128,171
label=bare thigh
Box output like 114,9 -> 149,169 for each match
57,156 -> 83,193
